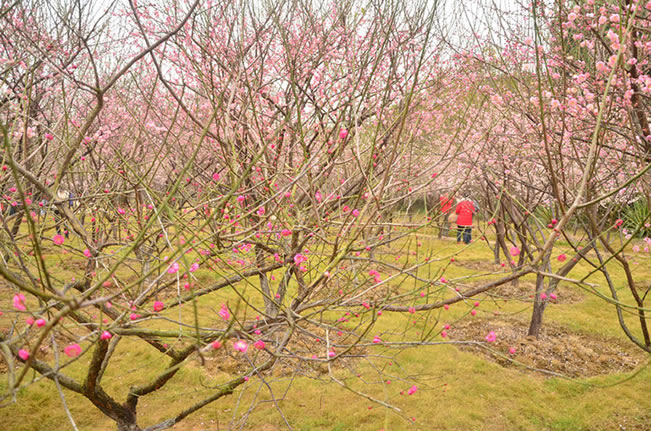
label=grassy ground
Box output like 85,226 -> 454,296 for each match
1,221 -> 650,430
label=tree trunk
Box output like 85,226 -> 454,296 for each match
10,211 -> 23,238
255,247 -> 275,316
117,422 -> 141,431
527,273 -> 547,337
527,243 -> 595,337
493,238 -> 500,264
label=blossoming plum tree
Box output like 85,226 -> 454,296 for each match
0,0 -> 649,430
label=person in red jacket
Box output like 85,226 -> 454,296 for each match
455,197 -> 477,244
438,193 -> 456,238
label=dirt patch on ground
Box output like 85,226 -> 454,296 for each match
0,322 -> 81,374
195,323 -> 366,379
457,259 -> 504,273
450,260 -> 585,304
446,317 -> 645,378
483,280 -> 584,304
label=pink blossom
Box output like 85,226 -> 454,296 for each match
293,253 -> 307,265
509,246 -> 520,256
189,262 -> 199,272
35,318 -> 46,327
64,343 -> 82,358
233,340 -> 248,352
218,304 -> 230,321
44,133 -> 54,141
18,349 -> 30,361
13,293 -> 26,311
557,254 -> 567,262
540,293 -> 547,300
26,316 -> 34,325
372,336 -> 382,344
328,350 -> 336,357
211,340 -> 222,349
153,301 -> 164,312
339,128 -> 348,140
351,209 -> 360,217
101,331 -> 112,340
83,248 -> 92,258
281,229 -> 292,237
129,313 -> 140,321
253,340 -> 265,350
236,195 -> 246,203
509,347 -> 516,355
485,331 -> 496,343
53,234 -> 65,246
407,385 -> 418,395
615,219 -> 624,227
550,293 -> 557,300
167,262 -> 179,274
212,172 -> 220,181
117,208 -> 126,215
441,331 -> 447,338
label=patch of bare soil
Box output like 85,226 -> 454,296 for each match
0,323 -> 80,373
458,259 -> 503,273
59,257 -> 88,271
196,324 -> 366,379
447,317 -> 645,378
484,280 -> 584,304
604,412 -> 651,431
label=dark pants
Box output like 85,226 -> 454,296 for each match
54,209 -> 69,238
457,225 -> 472,244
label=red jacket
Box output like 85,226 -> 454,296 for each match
440,195 -> 454,214
455,200 -> 476,226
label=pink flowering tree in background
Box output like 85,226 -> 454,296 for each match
0,0 -> 484,429
449,0 -> 650,343
0,0 -> 650,430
